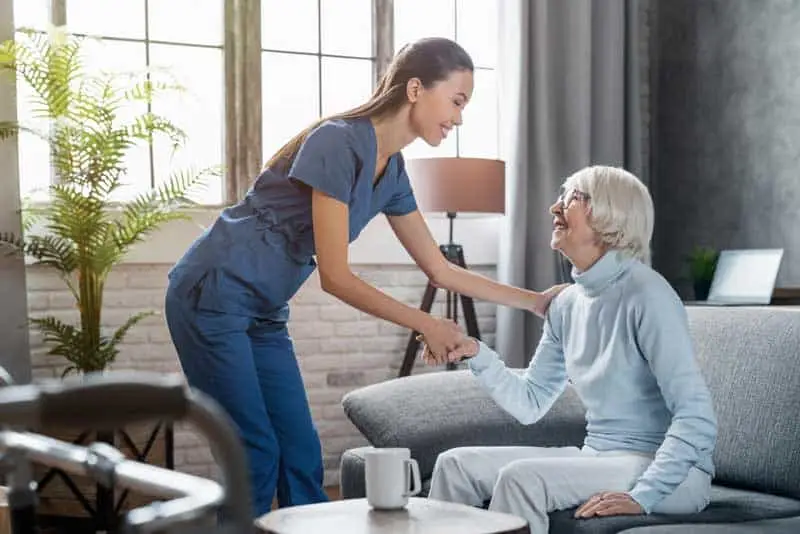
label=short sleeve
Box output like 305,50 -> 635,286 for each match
382,157 -> 418,216
289,122 -> 357,204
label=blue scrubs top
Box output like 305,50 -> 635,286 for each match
168,117 -> 418,321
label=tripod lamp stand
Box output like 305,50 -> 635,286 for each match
398,157 -> 505,377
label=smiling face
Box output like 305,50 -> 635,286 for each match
548,166 -> 655,270
549,186 -> 599,260
406,69 -> 474,146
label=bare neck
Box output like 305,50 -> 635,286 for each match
370,108 -> 416,162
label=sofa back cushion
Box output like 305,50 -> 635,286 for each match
686,307 -> 800,498
342,369 -> 587,480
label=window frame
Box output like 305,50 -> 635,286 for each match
19,0 -> 497,205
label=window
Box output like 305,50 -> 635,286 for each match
10,0 -> 501,206
394,0 -> 499,160
260,0 -> 374,163
11,0 -> 225,204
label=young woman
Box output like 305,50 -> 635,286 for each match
164,37 -> 565,517
424,166 -> 717,532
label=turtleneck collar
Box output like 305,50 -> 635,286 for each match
571,250 -> 636,296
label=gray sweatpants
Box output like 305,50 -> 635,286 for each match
427,445 -> 712,533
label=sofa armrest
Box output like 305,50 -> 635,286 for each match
342,369 -> 586,480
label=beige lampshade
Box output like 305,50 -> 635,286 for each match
405,157 -> 505,214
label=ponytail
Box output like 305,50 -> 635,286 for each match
263,37 -> 474,173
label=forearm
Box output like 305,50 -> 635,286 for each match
628,406 -> 717,513
468,340 -> 567,426
631,295 -> 718,513
321,270 -> 433,333
434,262 -> 542,310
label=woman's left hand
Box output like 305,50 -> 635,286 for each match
574,492 -> 644,519
530,283 -> 571,318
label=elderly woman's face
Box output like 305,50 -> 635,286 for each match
549,186 -> 596,257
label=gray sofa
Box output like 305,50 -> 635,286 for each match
339,306 -> 800,533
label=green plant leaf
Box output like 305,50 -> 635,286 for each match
112,166 -> 218,253
0,232 -> 78,272
29,316 -> 94,371
685,246 -> 719,282
110,311 -> 154,348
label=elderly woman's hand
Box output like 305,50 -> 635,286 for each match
418,333 -> 479,365
575,492 -> 644,519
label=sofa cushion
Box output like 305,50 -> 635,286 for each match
547,485 -> 800,534
340,449 -> 800,534
686,307 -> 800,499
623,516 -> 800,534
619,516 -> 800,534
342,369 -> 587,480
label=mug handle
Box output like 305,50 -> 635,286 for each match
404,458 -> 422,497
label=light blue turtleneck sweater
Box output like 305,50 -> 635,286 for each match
468,250 -> 717,513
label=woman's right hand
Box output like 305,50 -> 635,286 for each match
419,317 -> 464,365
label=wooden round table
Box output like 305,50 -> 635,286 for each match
256,497 -> 528,534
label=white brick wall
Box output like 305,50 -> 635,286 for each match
25,263 -> 497,487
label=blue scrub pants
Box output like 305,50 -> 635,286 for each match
164,283 -> 328,518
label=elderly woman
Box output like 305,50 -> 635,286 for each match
425,166 -> 717,532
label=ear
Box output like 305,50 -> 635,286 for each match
406,77 -> 423,103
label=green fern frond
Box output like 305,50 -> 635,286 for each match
29,316 -> 87,365
0,232 -> 79,272
30,316 -> 79,347
124,76 -> 185,104
0,120 -> 49,141
51,122 -> 130,199
81,312 -> 153,371
128,112 -> 187,150
47,183 -> 106,244
30,316 -> 107,374
111,167 -> 215,251
153,166 -> 219,205
19,199 -> 47,233
0,232 -> 25,256
86,223 -> 122,276
110,311 -> 153,347
0,37 -> 16,69
28,234 -> 78,272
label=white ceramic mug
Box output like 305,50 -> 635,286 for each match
364,447 -> 422,510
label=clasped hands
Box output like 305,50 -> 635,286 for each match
417,283 -> 570,365
416,318 -> 478,366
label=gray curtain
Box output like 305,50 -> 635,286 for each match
496,0 -> 644,367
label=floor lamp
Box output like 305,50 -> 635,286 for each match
398,157 -> 505,377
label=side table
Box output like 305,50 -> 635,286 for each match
256,497 -> 529,534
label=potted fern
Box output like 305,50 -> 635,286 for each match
0,28 -> 220,528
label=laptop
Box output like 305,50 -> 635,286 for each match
704,249 -> 784,306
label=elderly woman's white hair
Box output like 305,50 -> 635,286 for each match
562,165 -> 654,264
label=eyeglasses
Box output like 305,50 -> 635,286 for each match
555,187 -> 591,210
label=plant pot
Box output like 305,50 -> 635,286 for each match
693,278 -> 713,301
33,421 -> 173,533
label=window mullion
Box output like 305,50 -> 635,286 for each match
373,0 -> 393,87
51,0 -> 66,26
225,0 -> 263,203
